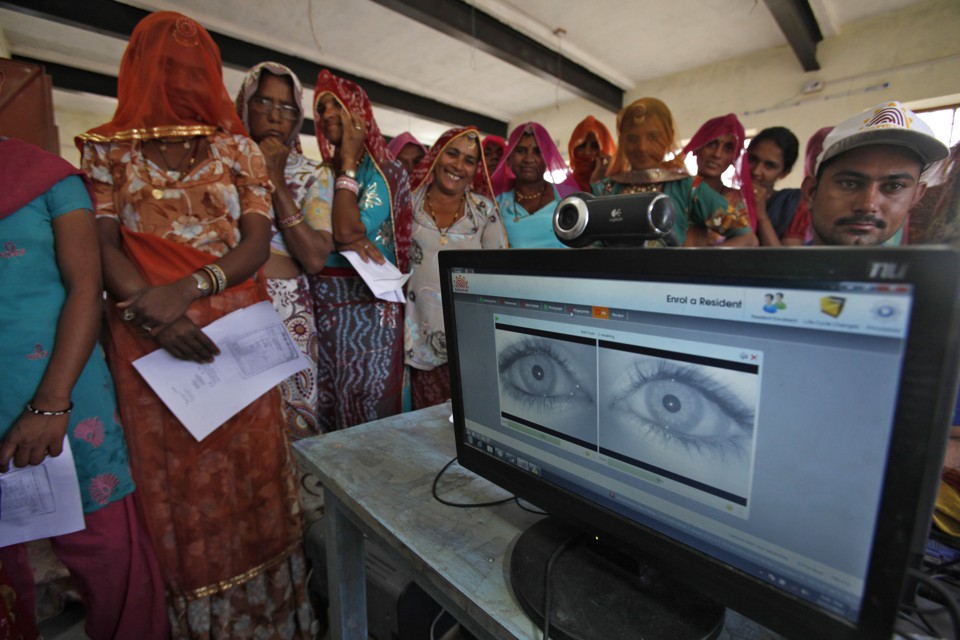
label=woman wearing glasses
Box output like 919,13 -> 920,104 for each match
236,61 -> 333,440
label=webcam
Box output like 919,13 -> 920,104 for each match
553,191 -> 677,247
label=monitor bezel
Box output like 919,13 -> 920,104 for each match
440,246 -> 960,640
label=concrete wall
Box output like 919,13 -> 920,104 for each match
514,0 -> 960,187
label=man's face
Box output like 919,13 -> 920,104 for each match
804,145 -> 927,246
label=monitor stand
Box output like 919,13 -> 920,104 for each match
510,517 -> 725,640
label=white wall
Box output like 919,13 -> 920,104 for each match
513,0 -> 960,188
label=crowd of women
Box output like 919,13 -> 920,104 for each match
1,9 -> 953,640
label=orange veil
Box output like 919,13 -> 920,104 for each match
77,11 -> 246,144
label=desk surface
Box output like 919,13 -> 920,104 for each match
294,404 -> 782,640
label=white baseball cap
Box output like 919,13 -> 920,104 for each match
815,101 -> 949,174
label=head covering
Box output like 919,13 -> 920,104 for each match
609,98 -> 684,176
234,61 -> 305,150
312,69 -> 413,273
410,126 -> 494,198
782,127 -> 833,244
815,101 -> 949,174
386,132 -> 427,160
489,122 -> 579,197
0,138 -> 94,221
313,69 -> 393,166
77,12 -> 245,146
681,113 -> 756,227
804,127 -> 833,178
482,135 -> 506,153
568,116 -> 616,189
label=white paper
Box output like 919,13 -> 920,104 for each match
132,301 -> 311,441
342,250 -> 409,303
0,438 -> 85,546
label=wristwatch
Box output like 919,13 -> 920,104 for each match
342,168 -> 358,180
192,271 -> 212,296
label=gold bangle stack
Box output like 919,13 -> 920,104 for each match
202,264 -> 228,294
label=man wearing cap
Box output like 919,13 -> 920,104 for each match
802,101 -> 949,246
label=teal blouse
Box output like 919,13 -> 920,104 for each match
325,154 -> 398,268
0,176 -> 134,513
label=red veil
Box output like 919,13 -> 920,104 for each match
77,12 -> 245,145
681,113 -> 757,228
410,126 -> 494,199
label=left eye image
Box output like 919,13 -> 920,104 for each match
495,329 -> 598,447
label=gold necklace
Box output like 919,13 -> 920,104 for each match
425,189 -> 465,246
514,184 -> 546,202
150,138 -> 200,199
513,184 -> 548,222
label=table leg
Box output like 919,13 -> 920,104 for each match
324,489 -> 368,640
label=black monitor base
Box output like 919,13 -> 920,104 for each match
510,517 -> 725,640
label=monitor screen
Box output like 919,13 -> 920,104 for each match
440,247 -> 960,639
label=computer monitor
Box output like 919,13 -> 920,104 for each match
440,247 -> 960,640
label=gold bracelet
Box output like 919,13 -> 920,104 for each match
202,264 -> 228,294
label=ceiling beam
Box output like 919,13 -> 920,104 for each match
762,0 -> 823,72
369,0 -> 623,113
0,0 -> 508,135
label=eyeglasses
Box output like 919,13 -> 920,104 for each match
249,96 -> 300,121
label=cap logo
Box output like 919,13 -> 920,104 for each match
863,106 -> 909,130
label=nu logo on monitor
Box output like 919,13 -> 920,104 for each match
869,262 -> 907,279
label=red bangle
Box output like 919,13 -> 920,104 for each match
277,213 -> 304,229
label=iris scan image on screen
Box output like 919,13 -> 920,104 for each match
495,325 -> 598,448
598,344 -> 759,507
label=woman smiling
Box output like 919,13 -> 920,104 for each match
405,127 -> 507,408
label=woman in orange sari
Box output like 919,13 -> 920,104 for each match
77,12 -> 311,638
567,116 -> 616,192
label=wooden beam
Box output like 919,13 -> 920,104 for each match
370,0 -> 623,113
762,0 -> 823,72
1,0 -> 508,135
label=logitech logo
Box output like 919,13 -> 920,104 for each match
610,208 -> 622,221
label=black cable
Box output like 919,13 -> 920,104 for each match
897,609 -> 938,637
432,457 -> 516,508
541,532 -> 584,640
515,498 -> 549,515
908,567 -> 960,640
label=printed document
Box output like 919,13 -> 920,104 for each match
132,301 -> 311,440
342,250 -> 409,303
0,438 -> 84,546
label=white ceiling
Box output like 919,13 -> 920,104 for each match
0,0 -> 929,149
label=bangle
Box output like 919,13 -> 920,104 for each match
335,176 -> 359,195
25,401 -> 73,416
277,213 -> 304,229
202,264 -> 228,294
192,271 -> 213,297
